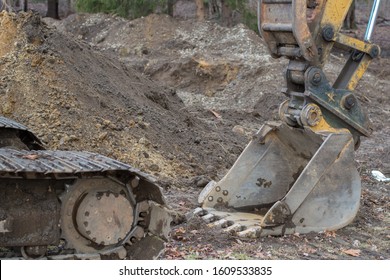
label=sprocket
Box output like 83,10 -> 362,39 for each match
59,178 -> 148,258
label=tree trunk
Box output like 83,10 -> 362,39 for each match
220,0 -> 232,26
46,0 -> 59,19
167,0 -> 175,17
195,0 -> 205,21
208,0 -> 220,19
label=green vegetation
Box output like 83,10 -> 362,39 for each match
241,8 -> 258,32
75,0 -> 258,31
76,0 -> 168,19
224,0 -> 258,31
204,0 -> 258,31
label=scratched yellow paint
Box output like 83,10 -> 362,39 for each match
308,117 -> 347,134
347,56 -> 372,91
336,33 -> 373,54
321,0 -> 353,28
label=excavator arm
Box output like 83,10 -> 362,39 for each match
196,0 -> 382,237
259,0 -> 380,143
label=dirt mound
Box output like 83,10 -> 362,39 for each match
2,11 -> 389,260
0,11 -> 247,188
50,12 -> 390,171
48,13 -> 286,120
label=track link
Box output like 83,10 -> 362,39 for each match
0,148 -> 170,259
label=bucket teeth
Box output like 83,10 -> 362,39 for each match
221,220 -> 235,228
223,223 -> 245,233
202,213 -> 217,223
193,207 -> 208,216
237,227 -> 261,238
197,123 -> 362,237
211,218 -> 229,228
192,208 -> 264,238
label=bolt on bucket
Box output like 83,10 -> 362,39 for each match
197,122 -> 361,237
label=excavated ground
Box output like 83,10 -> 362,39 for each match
0,10 -> 389,259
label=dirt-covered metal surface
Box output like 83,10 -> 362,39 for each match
0,9 -> 388,259
0,143 -> 171,259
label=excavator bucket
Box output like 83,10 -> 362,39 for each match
196,122 -> 361,237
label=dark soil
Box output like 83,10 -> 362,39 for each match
0,7 -> 388,260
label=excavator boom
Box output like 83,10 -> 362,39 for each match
196,0 -> 382,237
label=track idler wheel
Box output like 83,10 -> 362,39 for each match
60,178 -> 147,257
75,191 -> 133,245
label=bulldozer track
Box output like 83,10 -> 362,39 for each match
0,148 -> 166,259
0,149 -> 145,177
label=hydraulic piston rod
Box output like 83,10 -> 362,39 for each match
364,0 -> 382,42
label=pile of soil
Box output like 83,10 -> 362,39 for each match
47,13 -> 286,123
0,11 -> 247,190
1,10 -> 388,259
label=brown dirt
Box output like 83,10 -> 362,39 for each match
0,11 -> 247,189
0,8 -> 389,260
